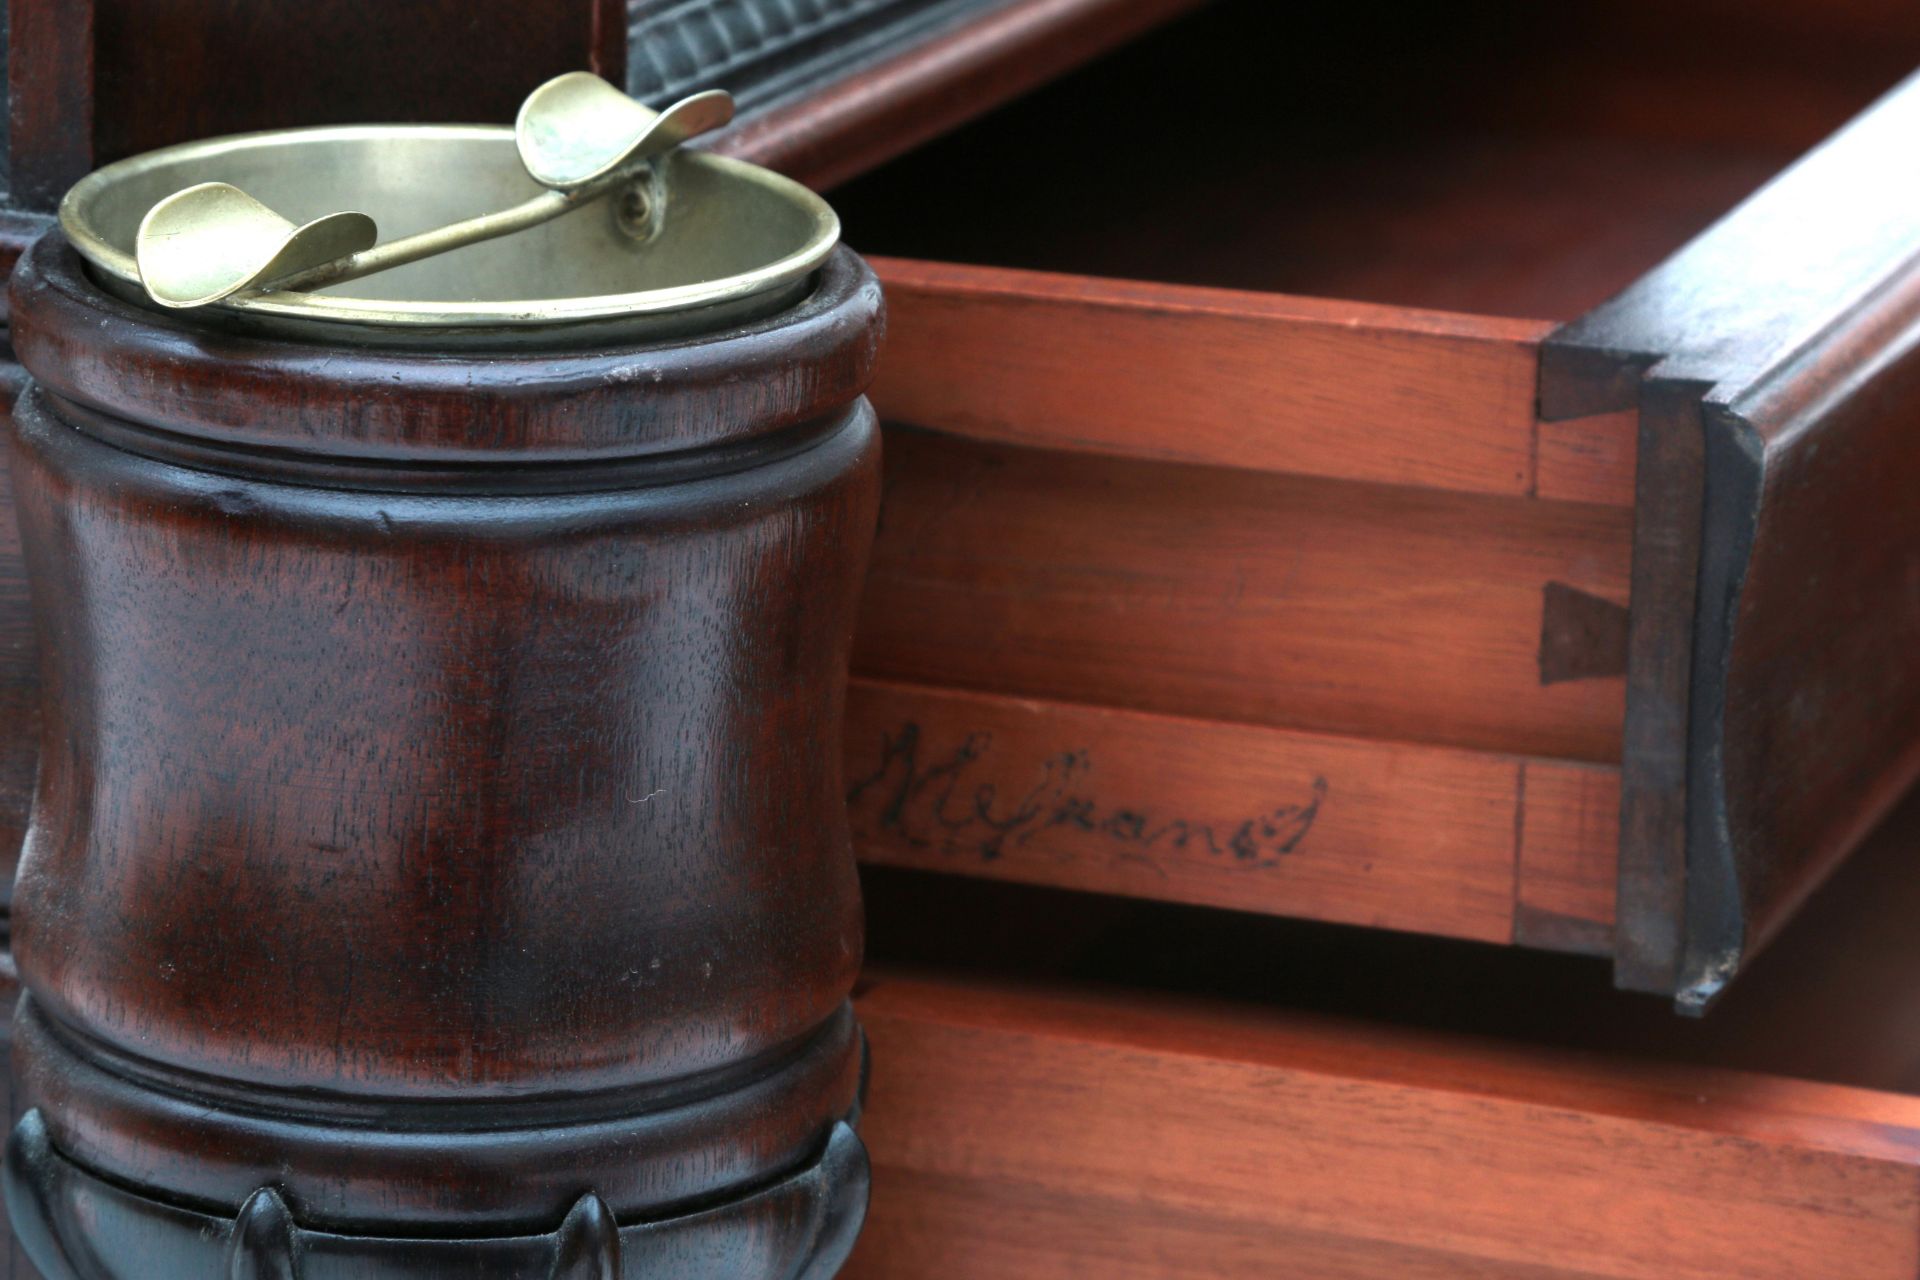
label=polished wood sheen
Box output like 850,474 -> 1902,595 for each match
849,970 -> 1920,1279
14,0 -> 626,205
844,268 -> 1633,950
2,237 -> 882,1277
0,2 -> 1218,1268
849,790 -> 1920,1278
826,6 -> 1920,999
867,258 -> 1555,497
0,357 -> 31,895
1542,69 -> 1920,1005
0,211 -> 47,1280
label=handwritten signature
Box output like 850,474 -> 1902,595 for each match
847,722 -> 1326,872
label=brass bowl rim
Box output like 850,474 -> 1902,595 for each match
59,122 -> 840,328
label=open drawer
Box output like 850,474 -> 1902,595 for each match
823,0 -> 1920,1005
845,789 -> 1920,1279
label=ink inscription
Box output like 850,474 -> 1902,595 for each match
848,722 -> 1327,873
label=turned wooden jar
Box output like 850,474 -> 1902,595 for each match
0,117 -> 881,1278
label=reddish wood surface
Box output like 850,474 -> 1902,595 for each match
848,276 -> 1633,943
1514,762 -> 1619,953
847,680 -> 1620,947
856,971 -> 1920,1280
847,968 -> 1920,1280
1535,409 -> 1638,507
0,366 -> 33,906
869,258 -> 1554,498
855,427 -> 1631,764
848,787 -> 1920,1275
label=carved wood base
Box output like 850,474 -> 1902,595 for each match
6,1101 -> 869,1280
2,237 -> 883,1279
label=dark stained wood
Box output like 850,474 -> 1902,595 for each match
628,0 -> 965,108
90,0 -> 626,168
3,2 -> 624,212
2,236 -> 882,1276
0,210 -> 48,1280
1542,70 -> 1920,1006
1540,71 -> 1920,419
1513,761 -> 1618,954
826,0 -> 1895,321
712,0 -> 1212,189
6,0 -> 93,211
0,218 -> 43,903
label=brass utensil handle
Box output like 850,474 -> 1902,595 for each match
133,76 -> 733,309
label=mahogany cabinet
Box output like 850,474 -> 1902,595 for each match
813,2 -> 1920,1274
0,2 -> 1217,1275
825,0 -> 1920,1007
0,0 -> 1918,1277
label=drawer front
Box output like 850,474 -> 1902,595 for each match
847,971 -> 1920,1280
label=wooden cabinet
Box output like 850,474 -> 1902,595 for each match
0,0 -> 1916,1275
820,0 -> 1920,1006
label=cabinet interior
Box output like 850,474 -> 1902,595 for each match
832,0 -> 1920,320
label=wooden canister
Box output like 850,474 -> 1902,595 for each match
1,226 -> 882,1277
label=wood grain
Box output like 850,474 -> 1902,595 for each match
869,257 -> 1552,497
3,236 -> 880,1273
1535,409 -> 1638,507
1542,68 -> 1920,1003
1515,762 -> 1619,953
847,678 -> 1519,942
848,970 -> 1920,1280
0,365 -> 35,907
89,0 -> 626,167
7,0 -> 95,210
855,427 -> 1632,762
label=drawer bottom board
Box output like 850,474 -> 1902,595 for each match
846,970 -> 1920,1280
